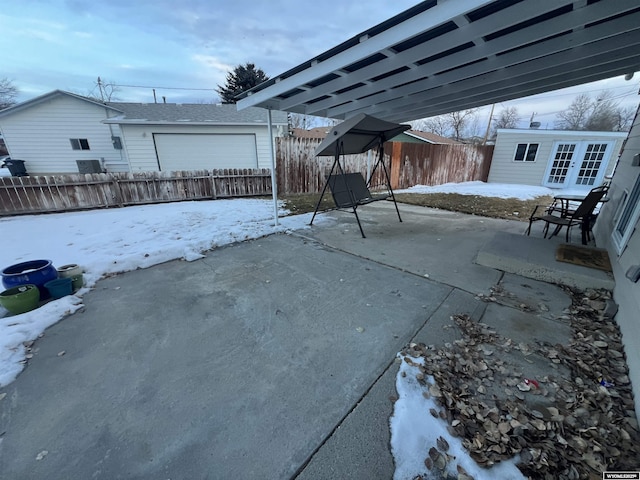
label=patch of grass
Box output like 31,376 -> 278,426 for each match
281,192 -> 554,222
280,193 -> 335,215
393,193 -> 553,222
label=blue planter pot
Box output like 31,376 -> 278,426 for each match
44,278 -> 73,299
2,260 -> 58,300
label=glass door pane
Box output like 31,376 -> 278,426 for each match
575,143 -> 607,186
546,143 -> 576,185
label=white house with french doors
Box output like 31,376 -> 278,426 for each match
488,128 -> 627,190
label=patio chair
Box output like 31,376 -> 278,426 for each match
525,186 -> 608,244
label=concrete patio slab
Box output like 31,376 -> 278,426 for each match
302,201 -> 526,294
0,233 -> 451,480
0,201 -> 613,480
476,231 -> 615,290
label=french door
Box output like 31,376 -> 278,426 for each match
544,141 -> 612,189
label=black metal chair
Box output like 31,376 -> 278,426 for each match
525,186 -> 608,244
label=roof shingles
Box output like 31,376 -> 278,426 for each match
105,102 -> 288,125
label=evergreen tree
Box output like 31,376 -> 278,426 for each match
216,63 -> 269,103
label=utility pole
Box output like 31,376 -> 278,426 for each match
482,103 -> 495,145
97,77 -> 105,101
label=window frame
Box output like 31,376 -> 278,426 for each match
513,142 -> 539,162
613,175 -> 640,255
70,138 -> 90,150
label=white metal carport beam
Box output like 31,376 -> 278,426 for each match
276,0 -> 573,111
348,26 -> 640,120
308,0 -> 638,116
345,31 -> 640,122
384,57 -> 640,123
389,43 -> 640,121
236,0 -> 495,111
322,11 -> 640,119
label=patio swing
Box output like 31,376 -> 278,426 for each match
309,113 -> 410,238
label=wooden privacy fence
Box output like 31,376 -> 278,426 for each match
276,137 -> 390,194
391,142 -> 493,190
0,169 -> 271,216
276,137 -> 494,193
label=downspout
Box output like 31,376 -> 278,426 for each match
267,108 -> 279,226
104,105 -> 126,172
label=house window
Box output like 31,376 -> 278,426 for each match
613,174 -> 640,254
70,138 -> 90,150
111,136 -> 123,150
513,143 -> 538,162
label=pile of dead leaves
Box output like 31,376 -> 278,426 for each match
402,288 -> 639,480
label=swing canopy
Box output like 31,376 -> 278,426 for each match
315,113 -> 410,156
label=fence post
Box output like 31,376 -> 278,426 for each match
209,170 -> 217,199
109,174 -> 124,207
390,142 -> 402,189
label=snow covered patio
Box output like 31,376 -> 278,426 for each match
0,188 -> 631,479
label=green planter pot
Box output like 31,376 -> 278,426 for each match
57,264 -> 84,292
0,284 -> 40,315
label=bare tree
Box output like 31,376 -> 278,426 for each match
95,77 -> 121,102
492,106 -> 520,135
555,90 -> 632,131
412,116 -> 449,137
612,105 -> 636,132
448,109 -> 478,141
555,93 -> 592,130
288,113 -> 335,131
0,78 -> 19,110
412,109 -> 479,141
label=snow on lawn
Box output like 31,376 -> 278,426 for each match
398,180 -> 579,200
0,198 -> 325,387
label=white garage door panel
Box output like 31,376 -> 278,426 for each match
154,134 -> 258,171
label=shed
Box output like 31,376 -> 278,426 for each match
488,128 -> 626,190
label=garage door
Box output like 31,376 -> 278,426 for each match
154,134 -> 258,171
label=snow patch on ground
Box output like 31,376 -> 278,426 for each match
397,181 -> 589,200
390,355 -> 526,480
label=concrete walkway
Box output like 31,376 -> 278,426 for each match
0,202 -> 602,479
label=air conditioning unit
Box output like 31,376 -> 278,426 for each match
76,160 -> 103,174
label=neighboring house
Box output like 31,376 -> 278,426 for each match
0,90 -> 288,175
0,91 -> 128,174
594,105 -> 640,415
290,127 -> 331,139
488,128 -> 627,190
392,130 -> 462,145
103,103 -> 287,172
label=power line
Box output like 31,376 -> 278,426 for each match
115,83 -> 217,91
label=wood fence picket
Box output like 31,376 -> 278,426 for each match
0,169 -> 272,216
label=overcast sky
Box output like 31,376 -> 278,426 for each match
3,0 -> 639,128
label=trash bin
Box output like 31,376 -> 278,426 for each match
5,159 -> 28,176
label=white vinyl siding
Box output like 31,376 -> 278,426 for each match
592,106 -> 640,416
488,129 -> 625,187
613,172 -> 640,254
0,95 -> 130,174
153,134 -> 257,171
121,124 -> 277,172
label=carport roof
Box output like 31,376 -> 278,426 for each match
236,0 -> 640,123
